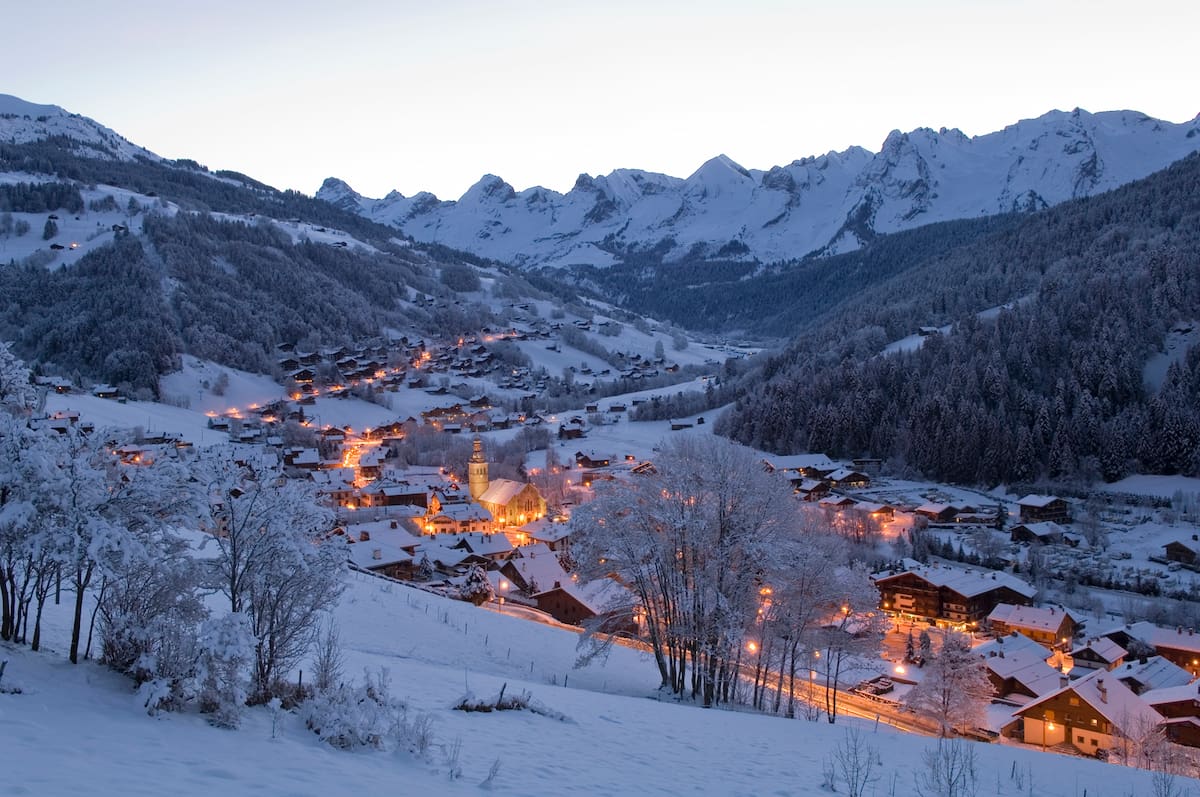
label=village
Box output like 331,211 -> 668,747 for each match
22,309 -> 1200,774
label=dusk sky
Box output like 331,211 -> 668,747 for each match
10,0 -> 1198,200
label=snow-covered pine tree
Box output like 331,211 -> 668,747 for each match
460,565 -> 494,606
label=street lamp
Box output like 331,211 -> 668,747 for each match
499,579 -> 509,611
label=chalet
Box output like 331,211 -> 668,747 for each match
1011,669 -> 1163,756
532,577 -> 636,633
359,481 -> 428,508
575,451 -> 611,469
92,384 -> 118,399
1017,494 -> 1071,524
826,468 -> 871,489
346,540 -> 414,580
977,632 -> 1063,700
50,243 -> 65,250
818,495 -> 857,511
277,356 -> 302,372
1102,621 -> 1200,677
558,421 -> 586,440
988,604 -> 1079,649
853,501 -> 895,522
669,420 -> 693,431
851,457 -> 883,474
499,544 -> 570,595
873,561 -> 1036,627
762,453 -> 838,479
1010,521 -> 1067,546
1114,656 -> 1193,696
795,478 -> 830,501
1143,683 -> 1200,720
450,532 -> 514,562
1070,637 -> 1127,674
423,501 -> 491,535
914,503 -> 957,523
527,521 -> 572,556
1164,538 -> 1200,567
288,368 -> 315,384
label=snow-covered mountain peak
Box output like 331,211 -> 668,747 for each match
462,174 -> 516,204
316,177 -> 365,212
0,93 -> 159,162
320,108 -> 1200,267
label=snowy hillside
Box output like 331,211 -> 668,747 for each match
320,108 -> 1200,267
1,569 -> 1173,796
0,93 -> 159,162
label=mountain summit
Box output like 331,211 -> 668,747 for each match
319,109 -> 1200,267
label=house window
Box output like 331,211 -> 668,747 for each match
1077,735 -> 1084,744
1090,718 -> 1098,726
1069,697 -> 1079,707
1044,710 -> 1055,721
1091,739 -> 1098,746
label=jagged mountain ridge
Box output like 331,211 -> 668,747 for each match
320,108 -> 1200,268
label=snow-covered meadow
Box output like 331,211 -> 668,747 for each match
1,568 -> 1180,797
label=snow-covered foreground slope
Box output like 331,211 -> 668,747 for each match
321,108 -> 1200,267
0,572 -> 1174,796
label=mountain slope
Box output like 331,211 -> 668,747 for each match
320,108 -> 1200,267
717,153 -> 1200,484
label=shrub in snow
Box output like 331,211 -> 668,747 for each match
454,683 -> 569,721
303,668 -> 434,754
196,612 -> 255,729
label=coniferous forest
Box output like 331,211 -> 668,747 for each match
717,154 -> 1200,484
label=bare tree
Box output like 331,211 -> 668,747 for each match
914,738 -> 978,797
834,726 -> 881,797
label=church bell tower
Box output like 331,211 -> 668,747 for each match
468,436 -> 489,500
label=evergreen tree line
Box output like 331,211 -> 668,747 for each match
717,154 -> 1200,484
0,181 -> 84,213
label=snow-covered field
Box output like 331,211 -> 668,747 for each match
1,568 -> 1175,796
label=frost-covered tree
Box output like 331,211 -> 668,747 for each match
904,630 -> 993,736
0,342 -> 36,413
198,458 -> 345,701
196,612 -> 255,728
572,435 -> 797,707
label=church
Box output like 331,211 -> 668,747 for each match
468,437 -> 547,528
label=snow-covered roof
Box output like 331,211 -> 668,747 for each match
479,478 -> 530,507
1012,521 -> 1066,538
1105,621 -> 1200,655
533,576 -> 631,616
1114,656 -> 1193,692
987,603 -> 1076,634
977,635 -> 1063,697
1071,637 -> 1126,663
763,453 -> 837,472
1142,682 -> 1200,707
1017,494 -> 1064,508
432,503 -> 492,522
827,468 -> 866,482
504,549 -> 569,594
1017,669 -> 1161,731
450,532 -> 514,558
874,563 -> 1037,599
